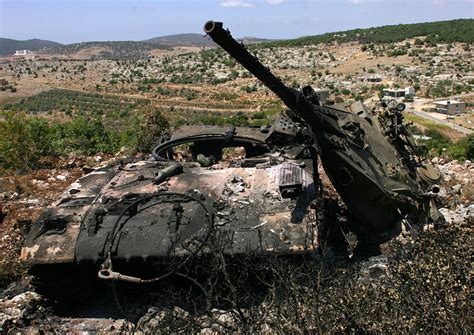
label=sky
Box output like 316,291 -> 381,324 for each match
0,0 -> 472,44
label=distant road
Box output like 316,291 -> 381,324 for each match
408,109 -> 473,135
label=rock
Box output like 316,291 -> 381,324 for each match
235,184 -> 245,192
0,291 -> 43,330
452,184 -> 462,194
10,292 -> 40,304
232,175 -> 243,183
56,175 -> 67,181
437,187 -> 448,199
358,255 -> 388,281
439,204 -> 474,226
137,307 -> 192,333
1,278 -> 32,299
215,310 -> 236,328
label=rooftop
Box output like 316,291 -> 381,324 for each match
383,88 -> 405,92
435,100 -> 462,105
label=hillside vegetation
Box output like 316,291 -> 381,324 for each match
144,33 -> 272,46
144,33 -> 215,47
265,19 -> 474,47
46,41 -> 171,59
0,38 -> 63,56
3,89 -> 150,121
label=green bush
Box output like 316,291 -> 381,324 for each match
134,107 -> 170,152
423,128 -> 452,156
0,108 -> 169,172
0,112 -> 55,172
447,134 -> 474,161
252,111 -> 266,120
52,117 -> 122,155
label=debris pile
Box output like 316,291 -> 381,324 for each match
434,158 -> 473,186
136,307 -> 238,334
439,204 -> 474,226
434,158 -> 474,226
0,291 -> 44,333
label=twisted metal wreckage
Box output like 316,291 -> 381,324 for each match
20,21 -> 443,287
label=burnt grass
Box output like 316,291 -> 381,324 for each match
0,168 -> 472,333
3,221 -> 470,334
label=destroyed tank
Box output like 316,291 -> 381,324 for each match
202,21 -> 443,235
21,115 -> 323,286
20,21 -> 442,288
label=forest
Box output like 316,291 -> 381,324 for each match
265,19 -> 474,47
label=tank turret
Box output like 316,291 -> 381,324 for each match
204,20 -> 443,237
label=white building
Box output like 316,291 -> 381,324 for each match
404,86 -> 415,96
383,86 -> 416,99
383,88 -> 405,98
14,50 -> 33,56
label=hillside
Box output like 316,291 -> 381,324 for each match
264,18 -> 474,47
144,33 -> 215,47
45,41 -> 171,60
0,38 -> 63,56
144,33 -> 273,47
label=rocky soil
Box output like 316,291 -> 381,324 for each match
0,157 -> 472,333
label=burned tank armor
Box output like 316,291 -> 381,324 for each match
204,20 -> 442,234
21,113 -> 321,270
20,22 -> 443,288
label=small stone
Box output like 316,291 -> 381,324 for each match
232,175 -> 243,183
452,184 -> 462,194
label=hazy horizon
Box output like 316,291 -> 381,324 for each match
0,0 -> 473,44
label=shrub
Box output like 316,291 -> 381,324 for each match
0,111 -> 55,172
0,108 -> 169,172
134,107 -> 170,152
252,111 -> 266,120
53,117 -> 122,155
447,134 -> 474,161
423,128 -> 452,156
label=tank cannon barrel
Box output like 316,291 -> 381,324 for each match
204,21 -> 322,129
204,21 -> 299,110
203,20 -> 443,235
